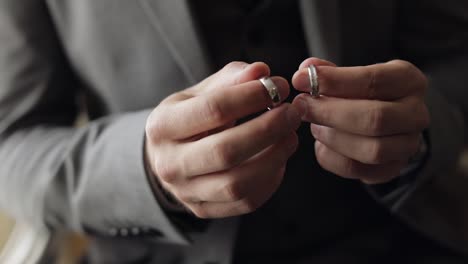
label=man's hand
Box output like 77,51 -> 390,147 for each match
145,62 -> 302,218
292,58 -> 430,184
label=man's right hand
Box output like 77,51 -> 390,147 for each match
145,62 -> 302,218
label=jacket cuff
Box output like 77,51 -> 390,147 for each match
77,110 -> 189,245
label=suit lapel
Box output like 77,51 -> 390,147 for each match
299,0 -> 341,64
138,0 -> 211,84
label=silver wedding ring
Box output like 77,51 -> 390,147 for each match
308,65 -> 320,97
259,77 -> 281,109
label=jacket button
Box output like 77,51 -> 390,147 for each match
108,228 -> 118,237
119,228 -> 129,236
131,227 -> 141,236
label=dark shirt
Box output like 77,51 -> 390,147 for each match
192,0 -> 309,81
190,1 -> 459,263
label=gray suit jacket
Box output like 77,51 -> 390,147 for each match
0,0 -> 467,263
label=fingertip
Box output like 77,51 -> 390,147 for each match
292,68 -> 310,92
298,57 -> 337,70
238,61 -> 271,83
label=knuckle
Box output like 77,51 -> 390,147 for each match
418,103 -> 431,128
409,99 -> 430,130
203,97 -> 226,124
366,106 -> 386,135
403,62 -> 428,92
394,59 -> 413,68
145,112 -> 165,141
393,60 -> 428,92
342,157 -> 358,178
367,140 -> 387,164
366,68 -> 379,99
225,61 -> 248,71
172,188 -> 196,205
171,190 -> 187,203
240,198 -> 262,214
212,141 -> 240,169
191,205 -> 210,219
154,158 -> 178,183
415,71 -> 429,92
392,59 -> 415,73
222,181 -> 247,202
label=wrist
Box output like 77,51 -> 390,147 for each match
144,137 -> 188,213
143,137 -> 211,232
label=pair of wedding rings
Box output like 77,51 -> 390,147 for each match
260,64 -> 319,108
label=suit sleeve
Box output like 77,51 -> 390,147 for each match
369,0 -> 468,252
0,0 -> 188,244
375,0 -> 468,210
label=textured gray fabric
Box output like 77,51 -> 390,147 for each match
0,0 -> 467,263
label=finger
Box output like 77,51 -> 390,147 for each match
175,133 -> 297,204
163,61 -> 271,103
315,141 -> 405,184
293,60 -> 427,100
191,61 -> 272,95
310,124 -> 420,165
297,57 -> 337,70
187,171 -> 283,219
150,76 -> 290,140
173,104 -> 301,178
293,94 -> 430,136
293,57 -> 336,95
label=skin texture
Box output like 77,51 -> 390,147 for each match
145,62 -> 302,218
145,57 -> 430,218
292,58 -> 430,185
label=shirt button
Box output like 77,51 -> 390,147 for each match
131,227 -> 141,236
108,228 -> 118,237
119,228 -> 129,237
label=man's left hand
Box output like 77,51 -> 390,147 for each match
292,58 -> 430,184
